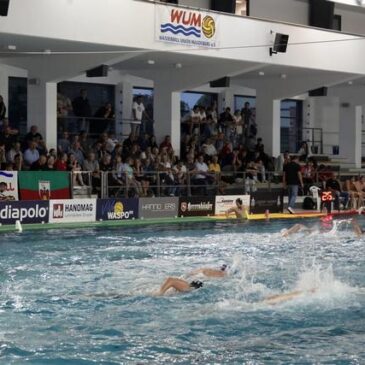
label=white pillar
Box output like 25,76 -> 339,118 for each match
255,94 -> 281,157
27,80 -> 57,149
154,84 -> 181,156
339,105 -> 362,168
0,69 -> 9,109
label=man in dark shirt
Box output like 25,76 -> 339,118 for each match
283,155 -> 303,214
72,89 -> 92,117
325,172 -> 349,210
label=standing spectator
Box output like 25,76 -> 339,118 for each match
132,95 -> 147,136
93,102 -> 114,134
218,107 -> 233,136
0,126 -> 16,152
283,155 -> 304,214
298,141 -> 309,162
0,95 -> 6,121
72,89 -> 92,132
0,143 -> 6,169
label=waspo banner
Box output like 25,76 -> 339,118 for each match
178,197 -> 215,217
19,171 -> 71,200
0,171 -> 18,201
0,200 -> 49,225
96,199 -> 138,221
215,195 -> 251,216
139,197 -> 178,219
155,4 -> 219,48
49,199 -> 96,223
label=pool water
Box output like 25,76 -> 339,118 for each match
0,218 -> 364,364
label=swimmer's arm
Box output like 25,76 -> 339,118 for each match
264,290 -> 303,305
351,219 -> 363,237
187,268 -> 226,278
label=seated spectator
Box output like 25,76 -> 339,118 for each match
83,152 -> 100,193
173,160 -> 187,195
159,154 -> 176,196
121,157 -> 142,197
0,142 -> 6,169
345,176 -> 360,209
133,158 -> 149,197
58,131 -> 71,154
202,138 -> 217,158
1,118 -> 18,136
12,153 -> 23,171
0,126 -> 17,152
46,155 -> 56,171
23,125 -> 43,150
301,160 -> 317,194
192,154 -> 210,195
69,141 -> 85,166
23,141 -> 40,168
6,142 -> 22,163
244,161 -> 258,194
159,135 -> 173,154
55,152 -> 68,171
325,172 -> 349,210
30,155 -> 48,171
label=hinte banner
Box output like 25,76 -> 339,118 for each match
139,197 -> 178,219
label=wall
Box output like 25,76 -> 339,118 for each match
249,0 -> 309,25
179,0 -> 210,9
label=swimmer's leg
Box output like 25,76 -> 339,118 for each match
158,277 -> 191,295
282,224 -> 307,236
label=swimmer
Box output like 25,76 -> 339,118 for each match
281,215 -> 334,236
225,198 -> 247,219
187,264 -> 228,278
264,288 -> 317,305
351,218 -> 364,237
157,277 -> 203,296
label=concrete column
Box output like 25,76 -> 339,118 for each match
255,93 -> 281,157
218,89 -> 234,112
339,104 -> 362,168
115,80 -> 134,140
27,80 -> 57,149
153,84 -> 181,156
0,69 -> 9,109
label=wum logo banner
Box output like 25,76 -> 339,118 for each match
155,4 -> 219,48
0,171 -> 18,201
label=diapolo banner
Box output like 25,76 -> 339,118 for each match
49,199 -> 96,223
0,200 -> 49,224
0,171 -> 18,201
19,171 -> 71,200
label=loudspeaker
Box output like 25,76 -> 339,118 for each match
270,33 -> 289,56
309,0 -> 335,30
0,0 -> 9,16
309,87 -> 328,97
86,65 -> 108,78
210,0 -> 236,14
210,77 -> 230,88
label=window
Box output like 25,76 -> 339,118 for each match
8,77 -> 27,135
180,91 -> 218,117
234,95 -> 256,112
280,99 -> 303,153
235,0 -> 249,16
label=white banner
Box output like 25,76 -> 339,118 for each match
155,4 -> 219,48
0,171 -> 18,201
215,195 -> 250,216
49,199 -> 96,223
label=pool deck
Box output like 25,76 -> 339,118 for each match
0,209 -> 359,233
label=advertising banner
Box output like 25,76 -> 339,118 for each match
250,191 -> 283,214
155,4 -> 219,48
139,197 -> 178,219
178,197 -> 215,217
0,200 -> 49,225
0,171 -> 18,201
215,195 -> 251,216
96,199 -> 138,221
49,199 -> 96,223
19,171 -> 70,200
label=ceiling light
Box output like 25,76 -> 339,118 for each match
258,71 -> 265,76
43,49 -> 51,54
281,73 -> 287,79
147,60 -> 155,65
348,81 -> 353,85
7,45 -> 16,50
175,63 -> 182,69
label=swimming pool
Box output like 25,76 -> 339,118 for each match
0,218 -> 364,364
